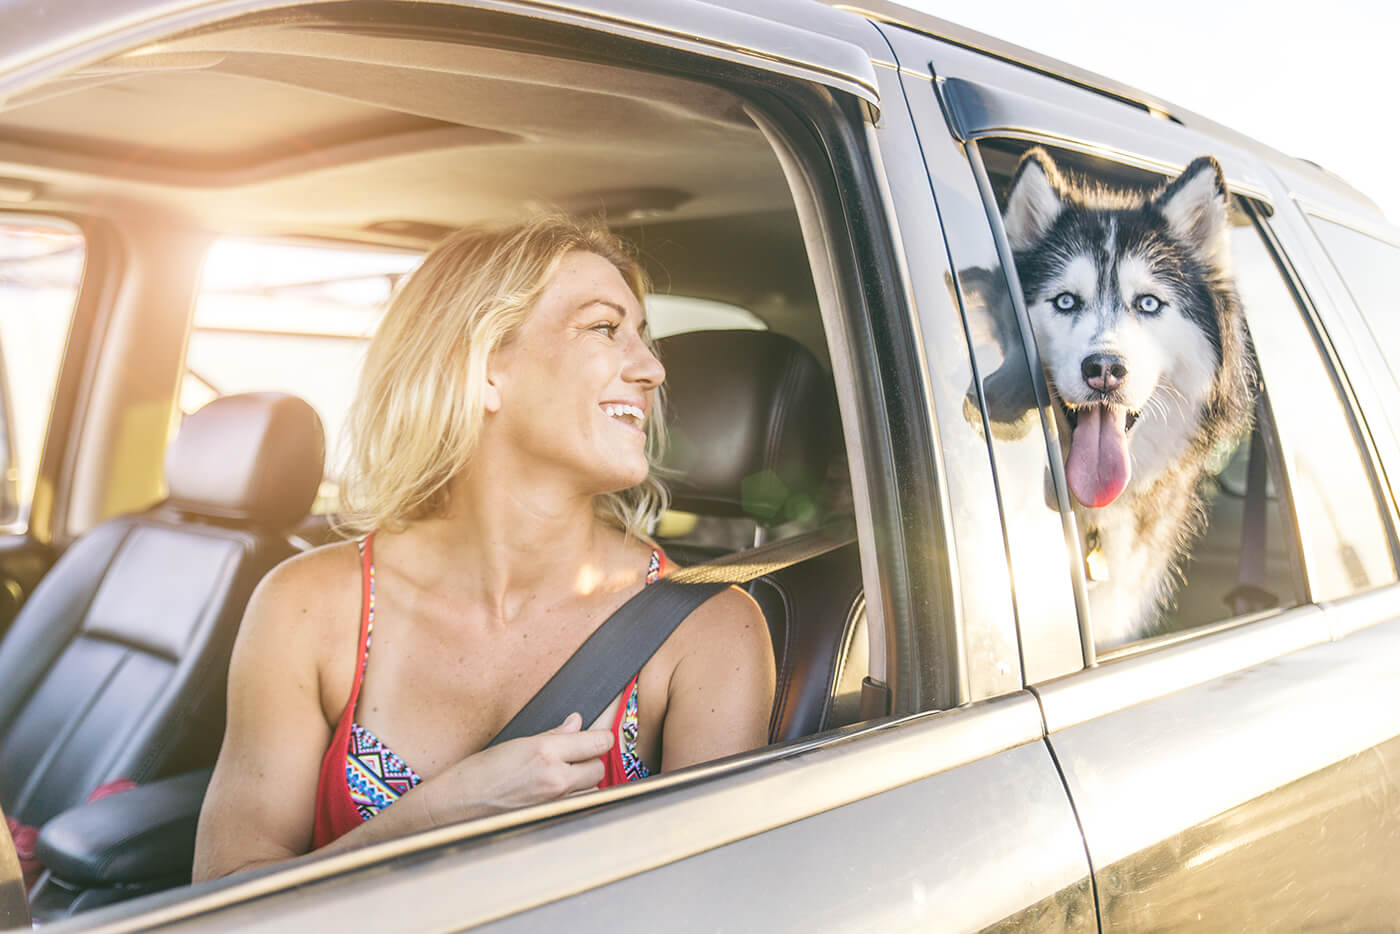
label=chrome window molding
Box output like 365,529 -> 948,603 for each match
1321,579 -> 1400,640
1033,603 -> 1328,733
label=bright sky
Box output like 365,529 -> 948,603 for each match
893,0 -> 1400,223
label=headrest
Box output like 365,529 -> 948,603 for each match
657,330 -> 838,525
165,392 -> 325,529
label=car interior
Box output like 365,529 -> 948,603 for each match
0,2 -> 874,920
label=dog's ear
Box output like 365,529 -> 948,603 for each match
1154,156 -> 1230,269
1003,148 -> 1065,251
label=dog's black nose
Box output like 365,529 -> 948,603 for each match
1082,353 -> 1127,392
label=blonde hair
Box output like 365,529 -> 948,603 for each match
336,215 -> 668,538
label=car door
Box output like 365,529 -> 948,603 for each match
883,20 -> 1400,928
0,1 -> 1095,931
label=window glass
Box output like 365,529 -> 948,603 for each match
0,216 -> 84,531
1232,213 -> 1397,601
185,239 -> 423,513
1306,216 -> 1400,387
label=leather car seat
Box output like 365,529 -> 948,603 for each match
0,392 -> 323,828
655,329 -> 867,742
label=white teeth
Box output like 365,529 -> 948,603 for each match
603,403 -> 645,427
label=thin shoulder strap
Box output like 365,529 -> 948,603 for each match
356,531 -> 376,670
487,523 -> 854,747
341,532 -> 377,718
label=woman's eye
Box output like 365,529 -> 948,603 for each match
1135,294 -> 1163,314
1052,292 -> 1080,312
591,322 -> 619,337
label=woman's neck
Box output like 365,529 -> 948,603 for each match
384,465 -> 630,625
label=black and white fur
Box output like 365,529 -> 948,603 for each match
1003,148 -> 1254,650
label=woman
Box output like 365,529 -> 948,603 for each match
193,216 -> 775,880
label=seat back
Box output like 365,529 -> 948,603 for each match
0,393 -> 323,826
656,330 -> 866,741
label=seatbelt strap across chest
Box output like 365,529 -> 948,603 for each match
487,522 -> 855,747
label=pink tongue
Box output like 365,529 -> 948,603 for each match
1066,406 -> 1131,508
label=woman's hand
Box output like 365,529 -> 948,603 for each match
420,713 -> 614,826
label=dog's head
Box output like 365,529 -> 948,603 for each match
1003,148 -> 1235,509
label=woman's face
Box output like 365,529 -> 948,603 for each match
485,250 -> 664,494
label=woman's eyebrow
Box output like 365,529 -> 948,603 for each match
579,299 -> 628,316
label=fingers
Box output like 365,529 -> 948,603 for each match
563,755 -> 606,794
531,725 -> 612,796
548,712 -> 583,734
480,720 -> 615,807
548,725 -> 614,762
539,714 -> 612,760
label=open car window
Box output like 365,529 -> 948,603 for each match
973,141 -> 1329,655
0,3 -> 911,922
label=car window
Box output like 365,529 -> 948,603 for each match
1232,209 -> 1397,603
1305,215 -> 1400,390
975,141 -> 1310,655
0,215 -> 84,532
183,239 -> 423,514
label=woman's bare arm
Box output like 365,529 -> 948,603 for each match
193,552 -> 345,880
659,586 -> 776,772
194,551 -> 615,882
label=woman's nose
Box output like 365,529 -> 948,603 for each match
627,338 -> 665,388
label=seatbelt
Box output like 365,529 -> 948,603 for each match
1224,422 -> 1278,616
487,520 -> 857,747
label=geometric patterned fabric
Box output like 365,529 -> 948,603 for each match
346,721 -> 422,821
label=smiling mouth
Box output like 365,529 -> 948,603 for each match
602,403 -> 646,431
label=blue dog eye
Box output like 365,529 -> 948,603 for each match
1136,294 -> 1162,314
1052,292 -> 1080,312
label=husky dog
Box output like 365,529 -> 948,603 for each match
1003,148 -> 1254,649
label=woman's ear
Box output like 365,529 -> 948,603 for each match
483,373 -> 503,413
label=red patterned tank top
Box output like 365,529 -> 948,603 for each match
312,533 -> 661,848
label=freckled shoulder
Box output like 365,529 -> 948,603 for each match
249,539 -> 362,622
663,584 -> 771,669
236,539 -> 366,716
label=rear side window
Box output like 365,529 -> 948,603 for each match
1307,216 -> 1400,386
1231,210 -> 1396,603
0,216 -> 84,531
183,239 -> 422,514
